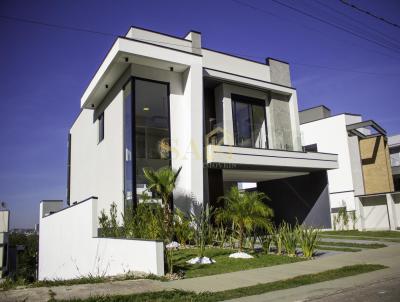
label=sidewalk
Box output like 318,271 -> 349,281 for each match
1,244 -> 399,301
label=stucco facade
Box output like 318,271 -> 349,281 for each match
300,106 -> 398,230
40,26 -> 340,280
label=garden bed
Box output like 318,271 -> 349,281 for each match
172,247 -> 305,278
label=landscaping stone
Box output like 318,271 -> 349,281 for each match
186,257 -> 216,264
229,252 -> 254,259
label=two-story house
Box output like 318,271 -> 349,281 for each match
300,106 -> 399,231
39,27 -> 338,280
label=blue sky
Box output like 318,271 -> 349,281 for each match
1,0 -> 399,229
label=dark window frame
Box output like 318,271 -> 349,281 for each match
231,93 -> 269,149
123,76 -> 171,210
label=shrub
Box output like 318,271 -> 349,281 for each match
271,225 -> 283,255
98,202 -> 121,238
216,187 -> 273,252
296,225 -> 320,258
174,209 -> 194,246
280,222 -> 297,257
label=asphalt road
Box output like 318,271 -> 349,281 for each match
308,276 -> 400,302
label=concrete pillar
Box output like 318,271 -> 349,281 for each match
386,193 -> 397,230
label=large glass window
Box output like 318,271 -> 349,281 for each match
232,94 -> 267,149
123,78 -> 170,208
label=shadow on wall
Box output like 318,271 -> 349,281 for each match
257,171 -> 331,228
361,136 -> 382,165
173,192 -> 203,217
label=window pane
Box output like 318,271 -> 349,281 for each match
123,83 -> 133,209
234,101 -> 252,147
135,79 -> 170,203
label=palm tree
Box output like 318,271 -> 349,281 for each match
143,166 -> 182,240
216,187 -> 273,252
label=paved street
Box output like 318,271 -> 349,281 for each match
308,276 -> 400,302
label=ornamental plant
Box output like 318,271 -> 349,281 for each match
296,225 -> 320,258
216,187 -> 273,252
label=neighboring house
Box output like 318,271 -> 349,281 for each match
300,106 -> 399,231
0,209 -> 10,278
39,26 -> 338,280
389,135 -> 400,191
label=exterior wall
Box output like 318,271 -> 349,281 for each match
269,93 -> 293,150
0,210 -> 9,277
214,83 -> 301,151
203,49 -> 270,82
268,59 -> 291,87
39,198 -> 164,280
359,136 -> 394,194
301,114 -> 363,211
70,85 -> 125,218
257,171 -> 331,228
359,195 -> 390,230
299,106 -> 331,124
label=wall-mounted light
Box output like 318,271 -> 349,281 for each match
91,104 -> 95,108
105,84 -> 109,89
170,67 -> 174,72
143,107 -> 150,111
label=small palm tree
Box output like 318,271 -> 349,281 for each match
143,166 -> 182,240
216,187 -> 273,252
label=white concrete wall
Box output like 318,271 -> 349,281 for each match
39,198 -> 164,280
70,87 -> 124,218
203,49 -> 270,82
301,114 -> 363,211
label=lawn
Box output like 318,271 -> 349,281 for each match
62,264 -> 386,302
318,241 -> 386,249
316,246 -> 362,252
172,248 -> 305,278
322,230 -> 400,238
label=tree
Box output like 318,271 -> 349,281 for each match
216,187 -> 273,252
143,166 -> 182,240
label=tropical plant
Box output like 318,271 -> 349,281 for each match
296,225 -> 320,258
271,225 -> 283,255
350,210 -> 358,230
174,209 -> 194,246
280,222 -> 298,257
216,187 -> 273,252
337,207 -> 349,230
143,166 -> 182,240
212,222 -> 228,248
191,204 -> 214,258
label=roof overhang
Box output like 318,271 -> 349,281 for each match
81,37 -> 202,109
206,145 -> 338,172
347,120 -> 386,139
203,68 -> 295,96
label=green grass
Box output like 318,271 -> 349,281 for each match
322,230 -> 400,238
172,248 -> 304,278
318,241 -> 386,249
0,273 -> 165,291
316,245 -> 362,252
61,264 -> 386,302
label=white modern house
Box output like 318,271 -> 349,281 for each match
39,26 -> 339,280
0,209 -> 9,278
300,106 -> 399,231
389,135 -> 400,191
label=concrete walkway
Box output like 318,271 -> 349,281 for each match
1,244 -> 399,301
164,244 -> 400,293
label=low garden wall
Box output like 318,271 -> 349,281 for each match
38,198 -> 164,280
